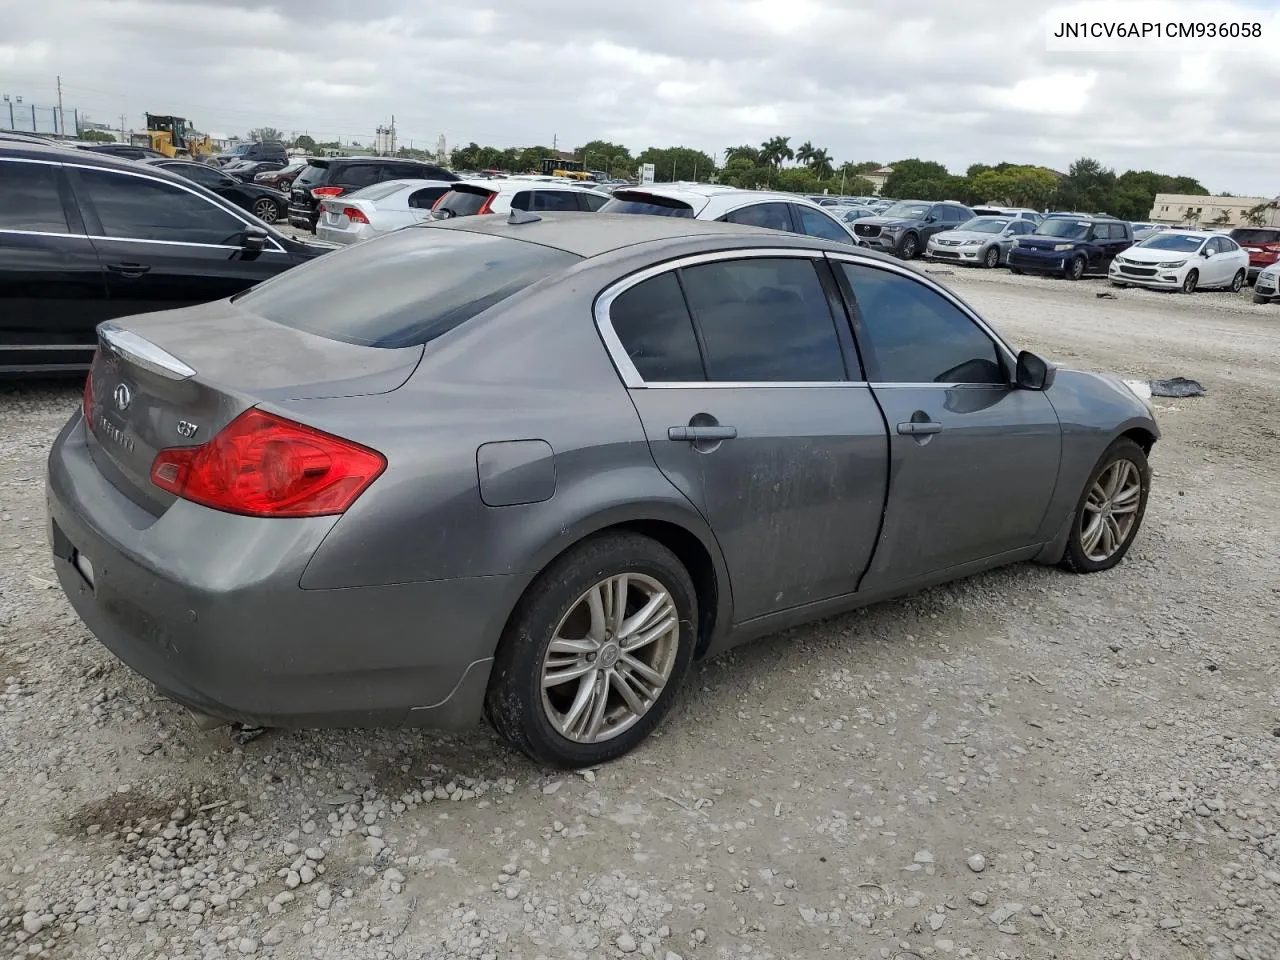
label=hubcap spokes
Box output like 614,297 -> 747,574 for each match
541,573 -> 679,743
1080,459 -> 1142,561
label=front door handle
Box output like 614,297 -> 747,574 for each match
897,420 -> 942,436
106,263 -> 152,279
668,425 -> 738,442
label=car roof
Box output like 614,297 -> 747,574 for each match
420,211 -> 883,260
614,184 -> 853,217
0,140 -> 174,175
449,178 -> 609,196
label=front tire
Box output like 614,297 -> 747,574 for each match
1060,438 -> 1151,574
983,246 -> 1000,269
1009,266 -> 1024,275
898,233 -> 920,260
485,533 -> 698,768
1064,256 -> 1085,281
1230,269 -> 1245,293
1181,269 -> 1198,294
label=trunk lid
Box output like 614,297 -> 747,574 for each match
85,301 -> 421,514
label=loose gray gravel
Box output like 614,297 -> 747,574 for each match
1,268 -> 1278,960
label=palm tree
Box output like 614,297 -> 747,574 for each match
724,144 -> 760,164
759,136 -> 794,169
795,141 -> 815,167
808,147 -> 833,179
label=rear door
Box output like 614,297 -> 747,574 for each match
0,157 -> 110,372
834,258 -> 1061,588
68,165 -> 292,316
599,252 -> 889,621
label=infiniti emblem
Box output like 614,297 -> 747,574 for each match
113,383 -> 132,411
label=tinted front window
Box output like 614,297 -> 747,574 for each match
794,205 -> 855,244
77,168 -> 246,245
679,258 -> 846,382
722,202 -> 792,232
1036,219 -> 1091,240
233,229 -> 579,348
842,263 -> 1002,384
0,161 -> 69,233
608,272 -> 705,382
579,192 -> 608,212
599,193 -> 695,218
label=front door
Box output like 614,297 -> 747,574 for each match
0,158 -> 111,371
68,165 -> 291,315
600,254 -> 889,621
835,260 -> 1062,589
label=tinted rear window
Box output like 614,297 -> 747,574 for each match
1232,229 -> 1280,245
347,181 -> 408,202
600,192 -> 695,218
294,163 -> 327,189
232,228 -> 579,349
434,187 -> 494,218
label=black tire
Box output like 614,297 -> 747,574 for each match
1230,269 -> 1245,293
1009,267 -> 1024,275
252,197 -> 280,222
484,532 -> 698,768
1064,256 -> 1085,281
1060,437 -> 1151,574
983,246 -> 1000,269
1180,269 -> 1198,294
898,233 -> 920,260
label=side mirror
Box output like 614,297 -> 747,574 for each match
1201,248 -> 1213,257
241,226 -> 268,256
1015,350 -> 1056,391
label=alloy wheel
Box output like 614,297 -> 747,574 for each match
540,573 -> 680,744
1231,270 -> 1245,293
253,198 -> 277,221
1079,459 -> 1142,562
984,246 -> 999,268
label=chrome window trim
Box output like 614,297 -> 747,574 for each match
0,228 -> 88,239
0,155 -> 287,253
823,251 -> 1020,368
594,246 -> 849,390
99,323 -> 196,380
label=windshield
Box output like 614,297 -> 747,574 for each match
1035,219 -> 1091,239
1137,233 -> 1205,253
957,218 -> 1009,234
232,228 -> 581,348
880,202 -> 931,220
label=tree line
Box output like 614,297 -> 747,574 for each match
254,129 -> 1258,225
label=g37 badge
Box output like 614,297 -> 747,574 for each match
176,420 -> 200,439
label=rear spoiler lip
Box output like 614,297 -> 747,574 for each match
100,323 -> 196,381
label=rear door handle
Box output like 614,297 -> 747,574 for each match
668,425 -> 738,442
106,263 -> 152,279
897,421 -> 942,436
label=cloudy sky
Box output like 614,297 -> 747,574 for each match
3,0 -> 1279,194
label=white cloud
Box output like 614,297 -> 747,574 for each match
1,0 -> 1276,192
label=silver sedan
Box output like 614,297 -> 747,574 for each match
926,217 -> 1038,268
50,213 -> 1159,768
315,178 -> 454,244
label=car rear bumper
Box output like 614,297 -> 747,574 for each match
287,200 -> 319,230
46,413 -> 505,731
315,222 -> 374,245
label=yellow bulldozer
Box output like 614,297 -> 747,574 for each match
130,114 -> 215,159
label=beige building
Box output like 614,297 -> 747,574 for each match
1150,193 -> 1280,228
864,166 -> 893,194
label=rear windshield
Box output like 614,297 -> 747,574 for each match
600,192 -> 695,218
1232,229 -> 1280,245
232,228 -> 580,348
434,186 -> 496,218
346,181 -> 408,202
294,163 -> 327,189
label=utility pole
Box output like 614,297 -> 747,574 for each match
56,75 -> 65,136
119,113 -> 126,142
552,133 -> 557,152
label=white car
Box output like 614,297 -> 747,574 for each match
1109,230 -> 1249,294
315,179 -> 454,245
972,205 -> 1043,225
1252,260 -> 1280,304
431,179 -> 611,218
599,183 -> 859,246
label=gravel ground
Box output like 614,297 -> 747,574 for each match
1,268 -> 1278,960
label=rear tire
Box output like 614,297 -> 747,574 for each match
1181,270 -> 1198,294
1230,269 -> 1245,293
484,533 -> 698,768
252,197 -> 280,222
1059,438 -> 1151,574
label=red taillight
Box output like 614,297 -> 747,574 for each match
149,409 -> 386,518
311,186 -> 344,200
341,206 -> 369,224
476,193 -> 496,214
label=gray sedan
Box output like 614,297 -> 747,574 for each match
926,217 -> 1038,268
49,213 -> 1159,768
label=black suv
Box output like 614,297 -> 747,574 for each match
289,157 -> 460,231
216,140 -> 289,167
1006,215 -> 1133,280
0,142 -> 331,375
851,199 -> 976,259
